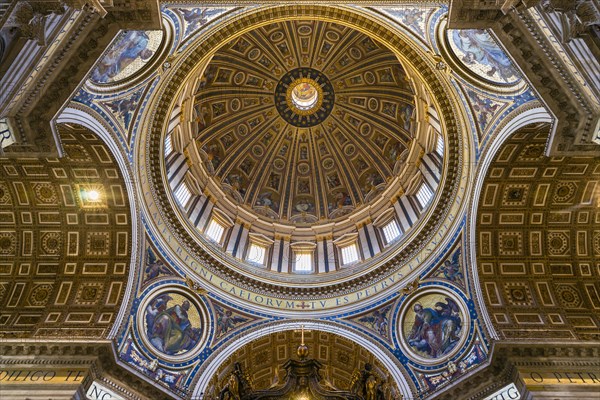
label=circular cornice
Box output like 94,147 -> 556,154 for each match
136,5 -> 472,314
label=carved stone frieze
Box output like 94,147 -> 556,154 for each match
3,1 -> 67,46
541,0 -> 600,42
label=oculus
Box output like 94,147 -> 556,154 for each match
288,78 -> 322,113
275,68 -> 334,127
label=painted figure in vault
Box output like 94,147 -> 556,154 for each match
214,304 -> 249,337
407,297 -> 462,358
358,305 -> 392,337
395,9 -> 425,37
177,8 -> 208,36
438,249 -> 465,286
146,295 -> 201,355
452,29 -> 517,82
104,91 -> 142,130
91,31 -> 154,83
144,247 -> 171,281
467,90 -> 500,132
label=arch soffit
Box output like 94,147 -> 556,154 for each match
466,107 -> 553,339
56,105 -> 141,339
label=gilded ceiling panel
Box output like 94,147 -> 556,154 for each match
193,20 -> 416,223
0,125 -> 132,339
476,123 -> 600,341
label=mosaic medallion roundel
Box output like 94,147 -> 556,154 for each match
399,289 -> 469,364
91,30 -> 164,84
138,287 -> 208,361
447,29 -> 519,85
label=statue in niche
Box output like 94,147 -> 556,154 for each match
350,363 -> 401,400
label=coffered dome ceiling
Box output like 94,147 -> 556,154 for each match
151,6 -> 464,300
191,21 -> 417,225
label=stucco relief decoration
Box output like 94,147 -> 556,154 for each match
400,290 -> 468,363
138,288 -> 208,361
448,29 -> 519,85
119,334 -> 190,393
91,30 -> 164,84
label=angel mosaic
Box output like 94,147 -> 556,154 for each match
143,247 -> 172,283
432,248 -> 465,286
255,192 -> 279,213
176,8 -> 208,37
214,304 -> 249,337
467,90 -> 501,133
104,89 -> 143,130
357,304 -> 392,337
396,8 -> 426,37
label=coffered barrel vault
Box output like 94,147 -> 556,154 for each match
476,123 -> 600,342
0,124 -> 132,339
